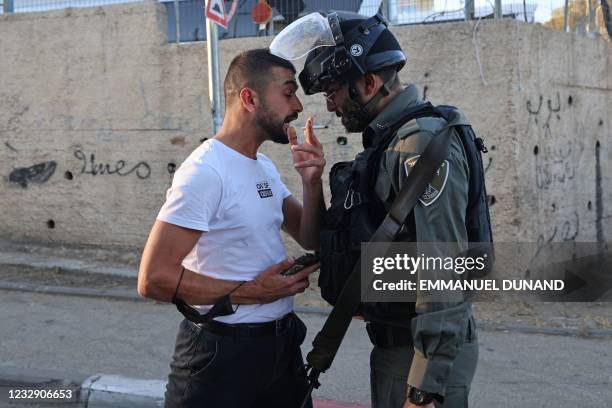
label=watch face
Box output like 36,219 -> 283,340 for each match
414,390 -> 426,403
408,388 -> 433,405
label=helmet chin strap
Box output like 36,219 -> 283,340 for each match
346,74 -> 397,118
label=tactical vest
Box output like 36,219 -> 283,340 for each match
319,103 -> 493,323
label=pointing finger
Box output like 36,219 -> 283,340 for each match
304,117 -> 315,145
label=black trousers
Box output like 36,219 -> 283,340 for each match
164,313 -> 312,408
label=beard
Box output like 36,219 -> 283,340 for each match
256,101 -> 296,145
341,110 -> 371,133
339,88 -> 376,133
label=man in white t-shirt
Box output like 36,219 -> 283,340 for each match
138,49 -> 326,408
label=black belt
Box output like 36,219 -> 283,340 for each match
366,322 -> 413,348
193,312 -> 294,337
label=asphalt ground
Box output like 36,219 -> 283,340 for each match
1,287 -> 611,407
2,263 -> 611,335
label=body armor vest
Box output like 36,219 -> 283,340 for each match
318,103 -> 493,325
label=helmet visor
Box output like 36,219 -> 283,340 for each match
270,12 -> 336,60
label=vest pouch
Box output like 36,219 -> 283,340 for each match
319,153 -> 387,306
319,227 -> 360,305
319,199 -> 380,305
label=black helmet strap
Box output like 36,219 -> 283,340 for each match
346,72 -> 397,117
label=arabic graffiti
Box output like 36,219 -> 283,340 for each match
525,92 -> 584,191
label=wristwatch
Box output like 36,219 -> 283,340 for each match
406,386 -> 434,406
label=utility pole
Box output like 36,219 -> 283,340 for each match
495,0 -> 502,19
173,0 -> 181,43
587,0 -> 594,33
205,1 -> 223,135
465,0 -> 475,21
564,0 -> 570,32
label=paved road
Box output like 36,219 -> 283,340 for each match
0,289 -> 610,406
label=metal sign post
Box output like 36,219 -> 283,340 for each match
464,0 -> 475,21
205,0 -> 225,135
495,0 -> 502,19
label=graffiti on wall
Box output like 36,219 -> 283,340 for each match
73,148 -> 151,179
525,92 -> 561,137
4,146 -> 175,187
8,161 -> 57,188
526,92 -> 586,192
524,90 -> 595,244
534,140 -> 584,190
535,210 -> 580,255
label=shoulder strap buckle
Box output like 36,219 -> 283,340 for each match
475,137 -> 488,153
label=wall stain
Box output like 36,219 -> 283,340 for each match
4,142 -> 18,153
171,136 -> 186,146
9,161 -> 57,188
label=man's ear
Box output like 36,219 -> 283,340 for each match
239,87 -> 257,113
362,73 -> 381,98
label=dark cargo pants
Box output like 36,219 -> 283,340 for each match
370,330 -> 478,407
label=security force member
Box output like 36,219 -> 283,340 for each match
138,49 -> 326,408
271,14 -> 479,408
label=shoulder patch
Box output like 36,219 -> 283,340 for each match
404,156 -> 450,207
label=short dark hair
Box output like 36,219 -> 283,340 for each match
224,48 -> 296,105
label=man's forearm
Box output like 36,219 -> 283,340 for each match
142,266 -> 268,305
173,268 -> 297,306
175,269 -> 253,304
408,302 -> 472,395
298,180 -> 326,249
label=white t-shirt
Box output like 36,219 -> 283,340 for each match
157,139 -> 293,323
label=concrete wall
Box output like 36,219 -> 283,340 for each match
0,1 -> 610,253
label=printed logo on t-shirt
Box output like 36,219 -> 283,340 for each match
256,181 -> 273,198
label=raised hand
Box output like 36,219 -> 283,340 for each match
287,117 -> 326,185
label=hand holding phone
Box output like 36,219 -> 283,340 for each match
281,253 -> 320,276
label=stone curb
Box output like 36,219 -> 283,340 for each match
0,367 -> 367,408
0,366 -> 165,407
82,374 -> 165,408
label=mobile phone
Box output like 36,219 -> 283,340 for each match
281,253 -> 320,276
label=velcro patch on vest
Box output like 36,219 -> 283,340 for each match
404,156 -> 450,207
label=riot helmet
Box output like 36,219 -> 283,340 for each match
270,12 -> 406,95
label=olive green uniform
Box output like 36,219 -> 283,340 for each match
365,85 -> 478,407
